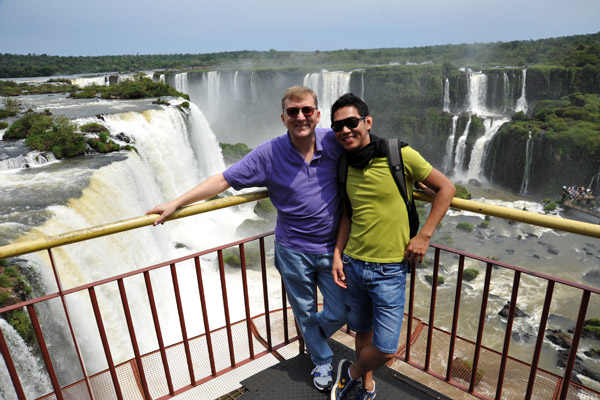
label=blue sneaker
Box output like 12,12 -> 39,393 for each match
352,381 -> 376,399
311,363 -> 333,391
331,359 -> 360,399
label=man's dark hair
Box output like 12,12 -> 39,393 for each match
331,93 -> 370,122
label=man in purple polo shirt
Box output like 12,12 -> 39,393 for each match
147,86 -> 346,392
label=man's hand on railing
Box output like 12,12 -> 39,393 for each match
146,201 -> 179,225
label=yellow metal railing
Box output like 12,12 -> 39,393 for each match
1,190 -> 599,260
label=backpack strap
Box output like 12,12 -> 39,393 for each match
387,138 -> 412,211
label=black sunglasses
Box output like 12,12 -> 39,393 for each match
331,116 -> 367,132
285,106 -> 316,118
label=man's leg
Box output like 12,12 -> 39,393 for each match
350,330 -> 393,392
315,252 -> 347,338
274,242 -> 334,388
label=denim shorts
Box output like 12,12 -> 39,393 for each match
342,253 -> 407,354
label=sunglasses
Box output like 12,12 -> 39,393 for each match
331,116 -> 367,132
285,106 -> 316,118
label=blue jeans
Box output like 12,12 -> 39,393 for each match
342,254 -> 407,354
274,242 -> 346,366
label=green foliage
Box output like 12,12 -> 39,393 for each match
457,222 -> 474,232
454,185 -> 471,199
220,142 -> 253,164
463,268 -> 479,282
24,115 -> 86,158
0,122 -> 8,129
479,221 -> 489,229
0,274 -> 11,288
1,32 -> 598,79
0,291 -> 10,303
4,266 -> 18,278
101,74 -> 185,99
543,201 -> 558,212
4,112 -> 53,139
80,122 -> 108,133
9,310 -> 35,344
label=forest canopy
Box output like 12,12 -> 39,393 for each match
1,32 -> 599,79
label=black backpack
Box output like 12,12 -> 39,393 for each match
338,138 -> 420,238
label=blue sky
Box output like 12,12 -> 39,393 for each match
0,0 -> 598,56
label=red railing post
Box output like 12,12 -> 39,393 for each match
424,248 -> 441,370
170,263 -> 196,385
117,278 -> 152,400
46,249 -> 95,399
495,270 -> 521,399
470,262 -> 493,394
88,287 -> 124,400
194,256 -> 216,376
525,280 -> 555,400
239,244 -> 255,359
26,304 -> 64,400
559,290 -> 590,400
259,238 -> 272,351
143,270 -> 175,395
405,260 -> 417,361
217,249 -> 236,367
445,254 -> 464,382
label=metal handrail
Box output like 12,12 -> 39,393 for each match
1,190 -> 598,260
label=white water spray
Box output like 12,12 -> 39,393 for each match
520,131 -> 534,195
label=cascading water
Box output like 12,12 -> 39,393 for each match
452,117 -> 471,176
303,71 -> 351,128
0,103 -> 263,395
0,320 -> 52,399
443,78 -> 450,112
442,115 -> 458,173
520,131 -> 534,195
515,69 -> 528,113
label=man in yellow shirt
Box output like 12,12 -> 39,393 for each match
330,93 -> 455,400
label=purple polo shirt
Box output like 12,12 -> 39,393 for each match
222,128 -> 343,254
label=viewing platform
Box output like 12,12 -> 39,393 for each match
1,191 -> 600,400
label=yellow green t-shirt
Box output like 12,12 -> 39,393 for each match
344,146 -> 432,263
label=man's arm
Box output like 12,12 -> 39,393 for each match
332,207 -> 351,289
146,173 -> 231,225
404,168 -> 455,265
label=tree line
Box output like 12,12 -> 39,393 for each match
1,32 -> 599,79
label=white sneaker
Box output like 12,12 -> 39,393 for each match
311,363 -> 333,391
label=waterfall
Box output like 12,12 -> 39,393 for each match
250,71 -> 258,103
360,72 -> 365,99
6,105 -> 258,381
303,70 -> 351,128
515,69 -> 528,113
0,320 -> 52,400
443,78 -> 450,112
520,131 -> 534,195
233,71 -> 241,101
453,117 -> 471,176
502,72 -> 511,111
467,117 -> 510,179
442,115 -> 458,173
203,71 -> 222,113
174,72 -> 188,94
0,151 -> 57,172
70,75 -> 109,87
159,74 -> 165,83
465,70 -> 489,115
